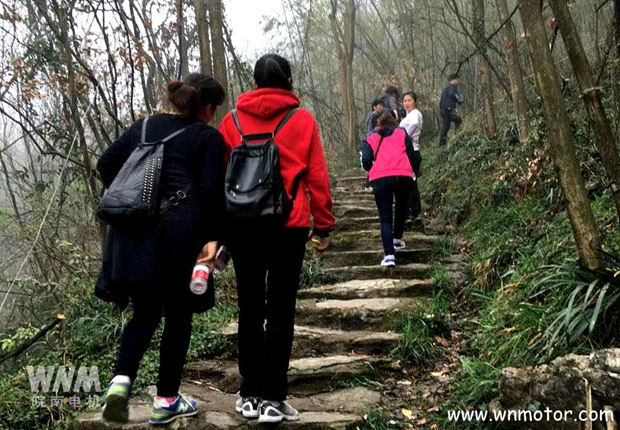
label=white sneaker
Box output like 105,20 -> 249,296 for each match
258,400 -> 300,423
235,396 -> 260,418
393,239 -> 406,251
381,255 -> 396,267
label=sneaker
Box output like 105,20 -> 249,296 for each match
364,186 -> 373,193
393,239 -> 406,251
381,255 -> 396,267
149,394 -> 198,425
102,381 -> 130,423
258,400 -> 300,423
236,396 -> 260,419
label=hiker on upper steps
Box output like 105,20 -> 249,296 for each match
399,91 -> 424,225
361,111 -> 417,268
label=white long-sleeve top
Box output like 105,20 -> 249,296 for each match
399,109 -> 423,151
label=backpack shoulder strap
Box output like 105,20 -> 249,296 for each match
141,116 -> 150,145
141,122 -> 201,146
231,109 -> 244,136
273,108 -> 299,137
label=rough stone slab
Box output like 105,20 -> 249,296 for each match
330,230 -> 445,252
333,175 -> 367,185
221,323 -> 401,357
296,297 -> 422,331
321,263 -> 434,281
71,387 -> 375,429
321,248 -> 435,268
332,206 -> 377,218
335,216 -> 379,231
298,279 -> 433,300
184,353 -> 397,395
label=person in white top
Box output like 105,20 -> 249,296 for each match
400,92 -> 424,221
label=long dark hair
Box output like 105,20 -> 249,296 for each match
254,54 -> 293,91
167,73 -> 225,118
377,111 -> 397,129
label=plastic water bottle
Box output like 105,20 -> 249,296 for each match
189,263 -> 210,295
214,246 -> 231,274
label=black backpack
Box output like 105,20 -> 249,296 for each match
97,117 -> 198,225
225,108 -> 301,222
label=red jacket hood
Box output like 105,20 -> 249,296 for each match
235,88 -> 300,120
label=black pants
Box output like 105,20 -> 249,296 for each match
409,151 -> 422,218
228,224 -> 308,401
373,177 -> 413,255
115,282 -> 193,397
439,109 -> 462,145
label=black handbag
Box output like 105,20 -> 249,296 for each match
225,108 -> 302,223
97,117 -> 198,225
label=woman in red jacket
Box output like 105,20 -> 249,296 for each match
219,54 -> 334,423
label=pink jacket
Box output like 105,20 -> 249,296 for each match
364,127 -> 415,182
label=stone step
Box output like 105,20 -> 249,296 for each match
298,279 -> 433,300
220,323 -> 401,358
332,175 -> 367,185
321,248 -> 435,268
296,297 -> 422,331
335,217 -> 427,234
184,355 -> 397,396
332,205 -> 377,218
321,263 -> 434,281
330,230 -> 445,252
73,386 -> 379,429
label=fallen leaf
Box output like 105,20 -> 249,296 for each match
418,417 -> 427,425
431,425 -> 439,429
402,409 -> 413,419
398,380 -> 412,386
434,336 -> 451,347
427,406 -> 440,413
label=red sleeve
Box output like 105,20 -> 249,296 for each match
305,118 -> 335,234
217,113 -> 235,159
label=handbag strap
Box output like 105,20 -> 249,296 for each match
373,135 -> 385,161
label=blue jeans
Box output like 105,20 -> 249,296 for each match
372,176 -> 413,255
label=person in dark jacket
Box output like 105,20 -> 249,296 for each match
361,112 -> 417,267
365,98 -> 384,135
381,86 -> 401,120
438,74 -> 464,145
219,54 -> 335,423
97,73 -> 226,425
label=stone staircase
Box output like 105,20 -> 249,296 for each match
73,170 -> 461,429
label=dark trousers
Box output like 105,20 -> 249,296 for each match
439,109 -> 462,145
373,177 -> 413,255
409,151 -> 422,218
228,224 -> 308,401
115,282 -> 193,397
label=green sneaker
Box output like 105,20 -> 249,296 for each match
149,394 -> 199,425
102,381 -> 130,423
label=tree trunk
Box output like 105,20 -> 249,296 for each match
518,0 -> 602,270
473,0 -> 497,139
209,0 -> 229,122
329,0 -> 357,156
496,0 -> 529,140
614,0 -> 620,136
194,0 -> 213,75
343,0 -> 356,156
548,0 -> 620,221
176,0 -> 189,78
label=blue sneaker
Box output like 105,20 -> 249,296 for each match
381,255 -> 396,267
102,381 -> 130,423
149,395 -> 199,425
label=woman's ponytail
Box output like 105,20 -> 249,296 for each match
167,74 -> 225,118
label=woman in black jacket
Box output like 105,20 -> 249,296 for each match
97,73 -> 226,425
